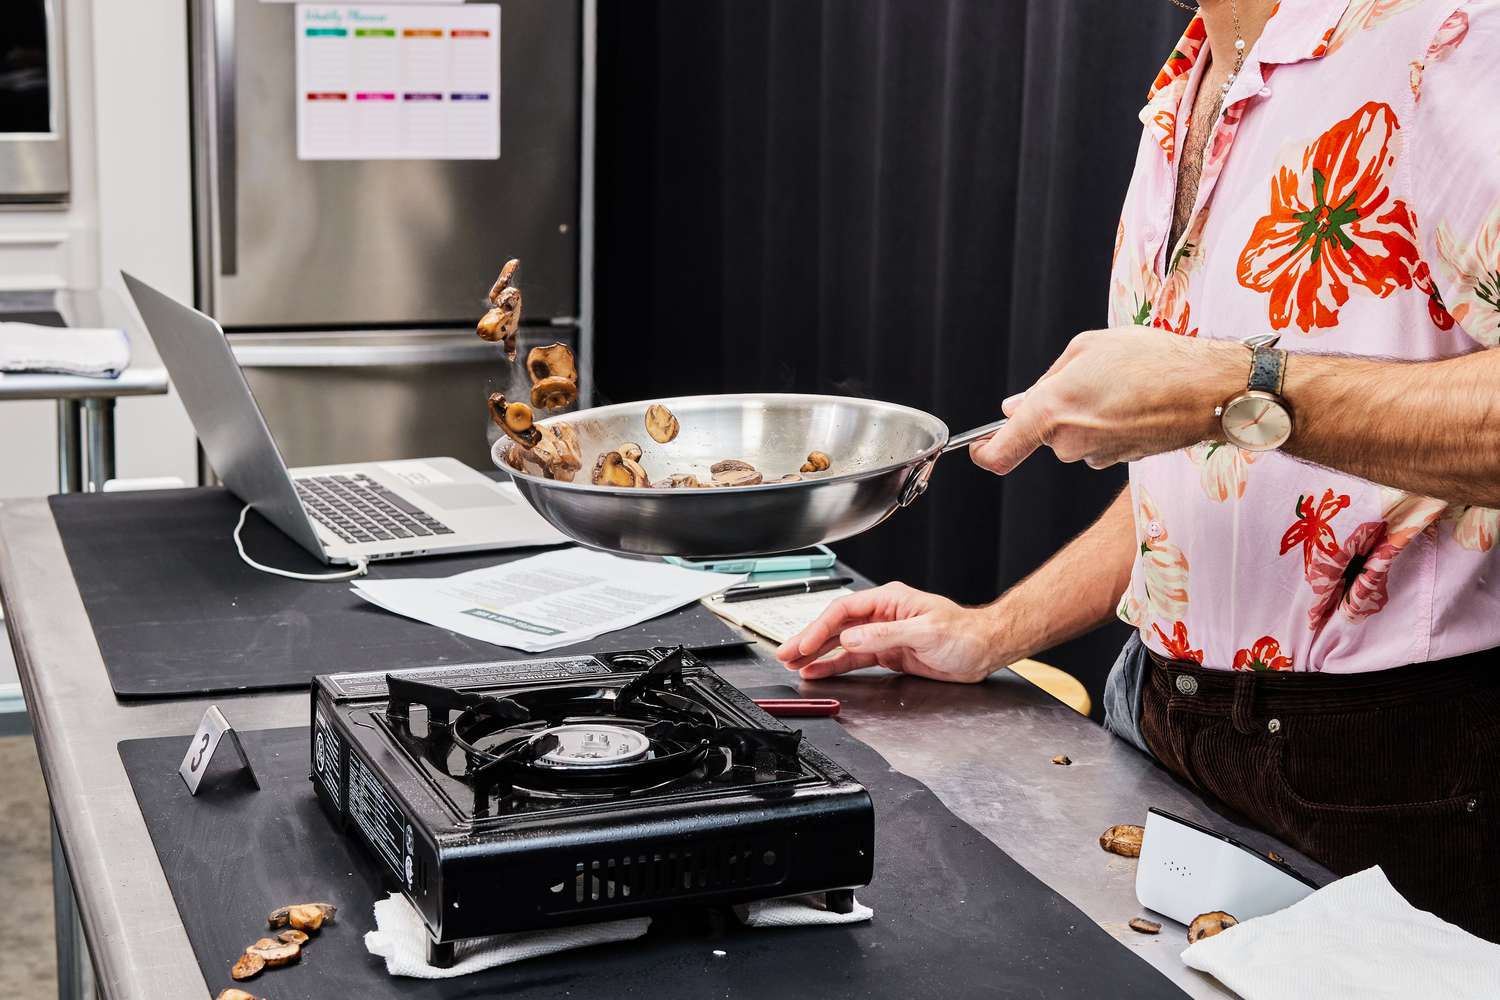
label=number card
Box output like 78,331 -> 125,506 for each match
178,706 -> 261,795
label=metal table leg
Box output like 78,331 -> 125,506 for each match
51,819 -> 98,1000
56,400 -> 82,494
81,398 -> 115,493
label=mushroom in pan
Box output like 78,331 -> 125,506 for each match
529,423 -> 583,482
644,404 -> 680,444
592,451 -> 650,488
487,392 -> 541,449
800,450 -> 832,474
618,442 -> 643,462
654,473 -> 701,489
710,459 -> 763,487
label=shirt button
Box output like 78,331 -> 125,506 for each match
1175,674 -> 1198,696
1267,718 -> 1282,734
1258,86 -> 1272,98
1143,226 -> 1159,244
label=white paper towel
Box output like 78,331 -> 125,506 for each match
1181,867 -> 1500,1000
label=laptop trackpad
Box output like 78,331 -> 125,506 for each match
418,483 -> 514,510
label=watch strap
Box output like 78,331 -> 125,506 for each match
1248,346 -> 1287,395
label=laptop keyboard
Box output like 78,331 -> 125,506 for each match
294,473 -> 454,545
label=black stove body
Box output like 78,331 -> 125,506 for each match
310,647 -> 874,966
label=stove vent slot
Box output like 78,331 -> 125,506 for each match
551,839 -> 784,910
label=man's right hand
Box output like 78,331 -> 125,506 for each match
773,582 -> 1005,683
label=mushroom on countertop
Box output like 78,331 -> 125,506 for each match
1186,911 -> 1238,944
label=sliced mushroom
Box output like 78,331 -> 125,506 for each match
529,423 -> 583,482
245,937 -> 301,968
286,903 -> 328,933
476,286 -> 523,361
654,473 -> 701,489
278,929 -> 310,946
217,991 -> 265,1000
1051,754 -> 1072,766
645,404 -> 680,444
592,451 -> 648,488
1128,917 -> 1161,935
618,442 -> 643,462
230,952 -> 265,981
488,259 -> 520,304
487,392 -> 541,449
1186,911 -> 1238,945
1098,823 -> 1144,858
530,375 -> 578,411
501,441 -> 527,472
800,450 -> 832,474
268,903 -> 338,930
710,459 -> 756,476
713,467 -> 764,487
773,473 -> 803,483
526,342 -> 578,386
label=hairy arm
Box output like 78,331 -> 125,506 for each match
973,330 -> 1500,508
983,484 -> 1136,664
1281,348 -> 1500,507
774,486 -> 1135,682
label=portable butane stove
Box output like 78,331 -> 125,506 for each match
310,646 -> 875,967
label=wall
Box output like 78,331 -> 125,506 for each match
0,0 -> 197,499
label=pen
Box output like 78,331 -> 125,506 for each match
719,576 -> 854,604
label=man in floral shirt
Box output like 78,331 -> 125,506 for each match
780,0 -> 1500,938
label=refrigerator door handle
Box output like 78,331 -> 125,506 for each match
227,336 -> 511,368
211,0 -> 238,276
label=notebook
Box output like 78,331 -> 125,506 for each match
703,588 -> 854,644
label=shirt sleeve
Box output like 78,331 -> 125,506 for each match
1408,1 -> 1500,350
1404,1 -> 1500,350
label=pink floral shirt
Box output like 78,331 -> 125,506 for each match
1113,0 -> 1500,673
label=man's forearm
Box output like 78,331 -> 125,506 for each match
983,485 -> 1134,665
1280,348 -> 1500,507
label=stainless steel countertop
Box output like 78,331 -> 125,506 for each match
0,495 -> 1328,999
0,288 -> 168,400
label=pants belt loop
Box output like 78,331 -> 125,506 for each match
1230,672 -> 1257,735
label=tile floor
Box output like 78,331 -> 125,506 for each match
0,734 -> 58,999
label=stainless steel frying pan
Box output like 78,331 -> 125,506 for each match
494,393 -> 1007,558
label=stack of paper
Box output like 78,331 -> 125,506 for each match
352,548 -> 743,652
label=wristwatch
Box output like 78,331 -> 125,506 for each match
1216,334 -> 1293,452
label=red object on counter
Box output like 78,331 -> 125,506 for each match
753,698 -> 841,718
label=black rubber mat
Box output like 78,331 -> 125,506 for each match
119,690 -> 1185,1000
50,487 -> 747,698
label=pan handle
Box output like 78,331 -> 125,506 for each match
899,418 -> 1010,508
942,418 -> 1009,454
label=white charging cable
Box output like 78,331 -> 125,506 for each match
233,504 -> 370,582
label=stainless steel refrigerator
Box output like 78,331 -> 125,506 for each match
188,0 -> 591,471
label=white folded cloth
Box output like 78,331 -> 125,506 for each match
366,891 -> 873,978
0,322 -> 130,378
735,892 -> 874,927
1181,867 -> 1500,1000
364,894 -> 651,979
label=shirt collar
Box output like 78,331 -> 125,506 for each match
1139,1 -> 1352,122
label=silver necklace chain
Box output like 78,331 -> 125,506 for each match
1164,1 -> 1248,102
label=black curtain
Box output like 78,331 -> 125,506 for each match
594,0 -> 1187,713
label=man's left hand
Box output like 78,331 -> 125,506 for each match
970,327 -> 1244,474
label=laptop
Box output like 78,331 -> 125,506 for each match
122,272 -> 567,565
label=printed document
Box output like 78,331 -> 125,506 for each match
352,548 -> 744,652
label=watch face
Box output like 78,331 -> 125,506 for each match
1222,393 -> 1292,451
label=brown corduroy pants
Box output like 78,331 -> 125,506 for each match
1140,649 -> 1500,941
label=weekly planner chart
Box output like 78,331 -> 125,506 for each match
295,4 -> 501,160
